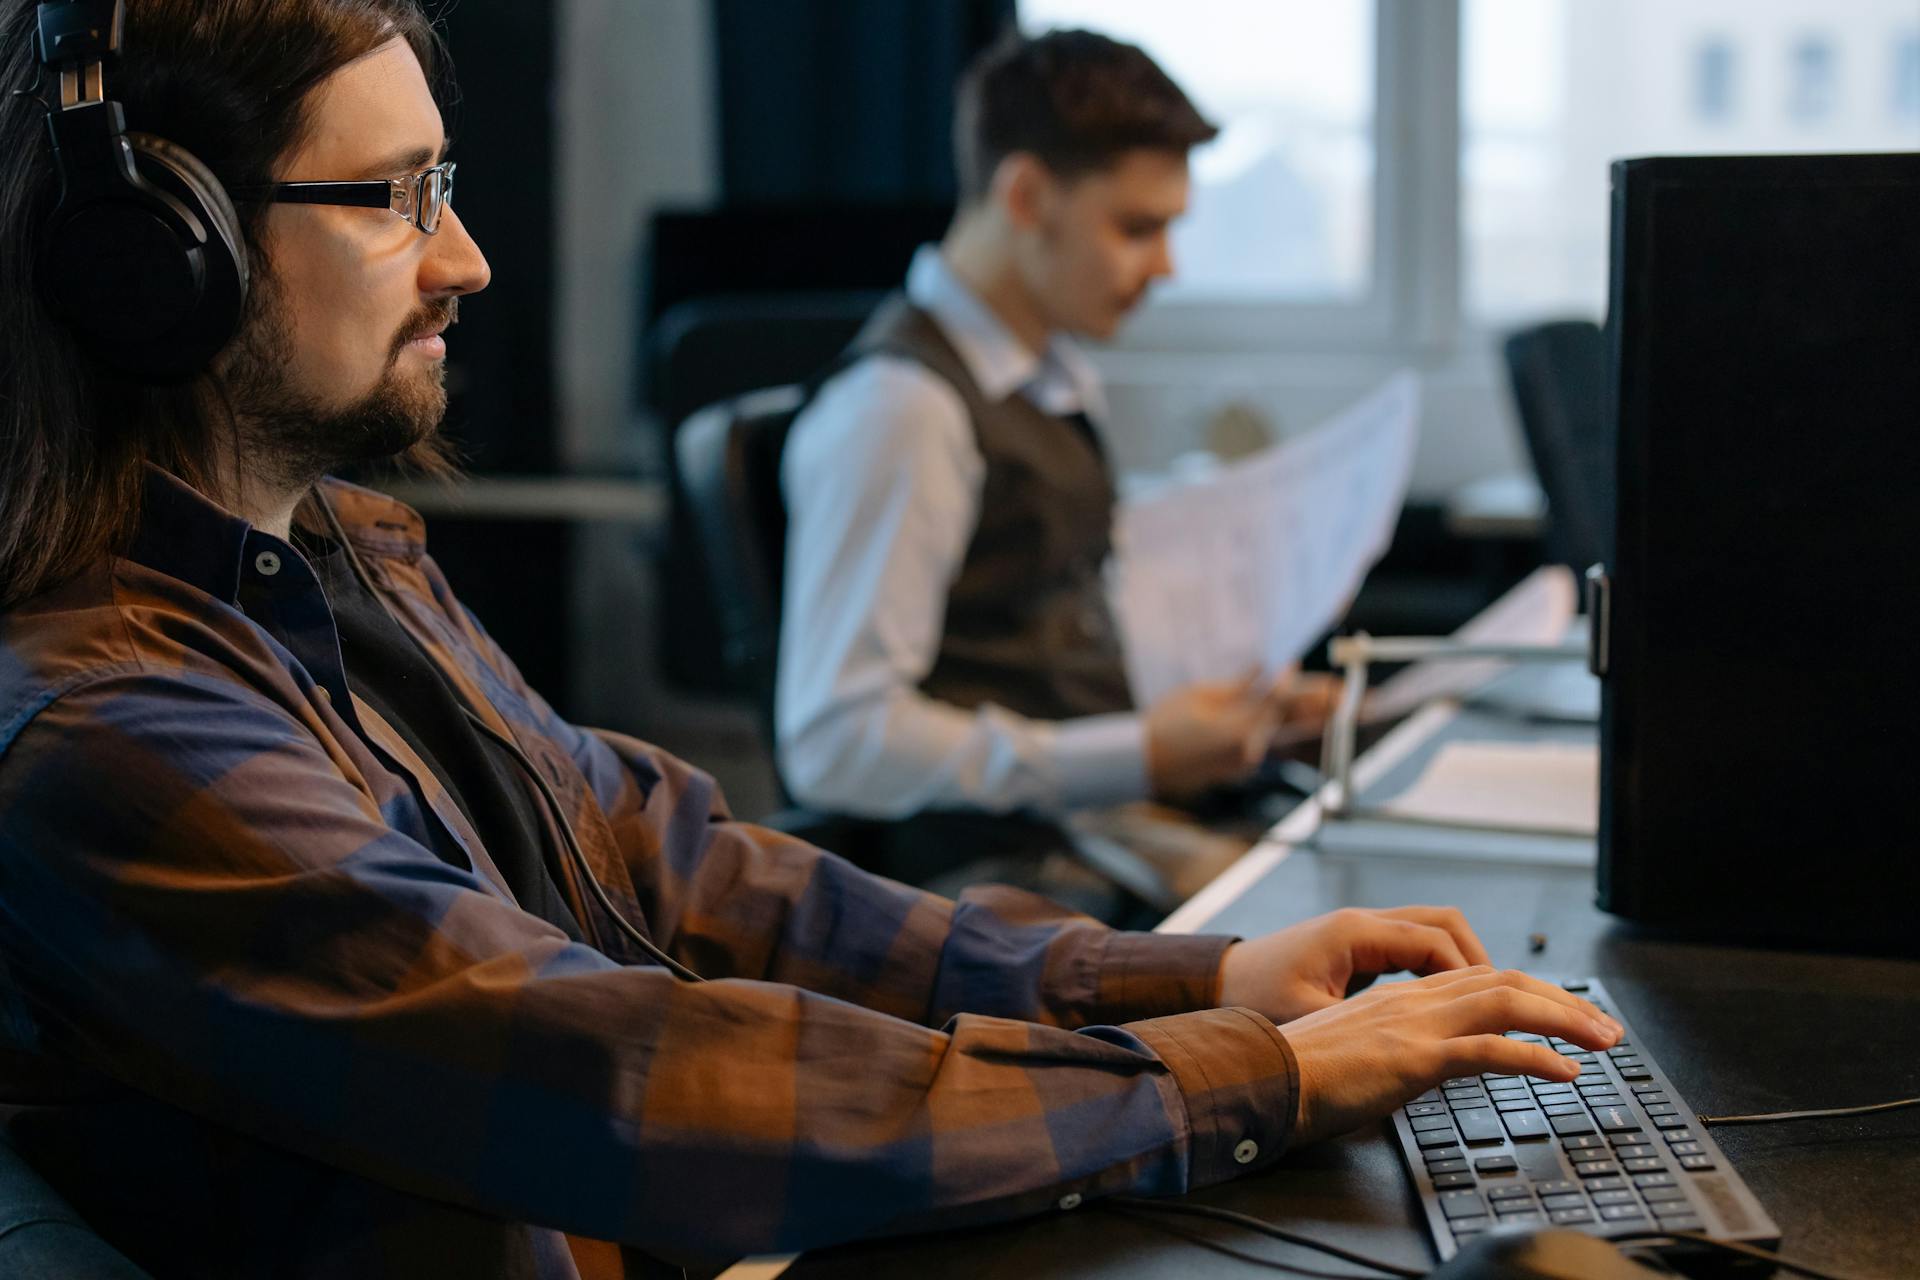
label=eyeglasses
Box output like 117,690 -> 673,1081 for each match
229,161 -> 457,235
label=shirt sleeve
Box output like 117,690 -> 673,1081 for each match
776,357 -> 1150,818
0,671 -> 1295,1262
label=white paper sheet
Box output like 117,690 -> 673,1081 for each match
1376,740 -> 1598,836
1111,373 -> 1421,705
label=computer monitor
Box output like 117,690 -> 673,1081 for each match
1595,152 -> 1920,953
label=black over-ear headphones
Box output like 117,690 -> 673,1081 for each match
33,0 -> 247,383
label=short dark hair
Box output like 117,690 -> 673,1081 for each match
0,0 -> 446,609
953,28 -> 1219,205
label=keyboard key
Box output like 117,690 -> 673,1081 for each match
1591,1189 -> 1637,1206
1599,1203 -> 1648,1222
1495,1098 -> 1540,1112
1623,1158 -> 1665,1174
1568,1148 -> 1613,1164
1449,1215 -> 1492,1237
1540,1193 -> 1587,1211
1653,1114 -> 1692,1130
1550,1111 -> 1598,1137
1610,1057 -> 1644,1069
1659,1129 -> 1696,1146
1584,1094 -> 1626,1109
1544,1102 -> 1589,1117
1482,1074 -> 1521,1085
1549,1208 -> 1596,1225
1407,1102 -> 1449,1118
1494,1210 -> 1543,1225
1630,1083 -> 1663,1094
1427,1158 -> 1468,1175
1633,1172 -> 1678,1190
1606,1043 -> 1636,1057
1449,1099 -> 1492,1112
1620,1067 -> 1654,1081
1561,1135 -> 1605,1151
1583,1176 -> 1627,1192
1416,1127 -> 1461,1149
1666,1142 -> 1703,1158
1502,1110 -> 1550,1140
1411,1089 -> 1442,1104
1613,1144 -> 1657,1161
1678,1154 -> 1716,1172
1656,1215 -> 1704,1232
1474,1155 -> 1519,1175
1576,1160 -> 1622,1178
1485,1183 -> 1532,1201
1535,1179 -> 1579,1197
1634,1092 -> 1670,1106
1643,1102 -> 1678,1116
1608,1133 -> 1649,1148
1439,1189 -> 1488,1219
1594,1106 -> 1641,1133
1456,1109 -> 1506,1144
1532,1082 -> 1576,1097
1432,1171 -> 1476,1189
1639,1184 -> 1688,1203
1411,1114 -> 1455,1132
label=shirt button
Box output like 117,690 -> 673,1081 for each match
1233,1139 -> 1260,1165
316,687 -> 332,703
1057,1192 -> 1083,1211
254,551 -> 282,577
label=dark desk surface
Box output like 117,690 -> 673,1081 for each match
782,705 -> 1920,1279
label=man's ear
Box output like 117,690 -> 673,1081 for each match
996,152 -> 1056,232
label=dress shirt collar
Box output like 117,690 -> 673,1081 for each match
905,244 -> 1105,419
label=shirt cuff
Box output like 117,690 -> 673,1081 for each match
1050,711 -> 1149,810
1092,929 -> 1236,1023
1130,1007 -> 1299,1189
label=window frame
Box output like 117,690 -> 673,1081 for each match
1099,0 -> 1463,356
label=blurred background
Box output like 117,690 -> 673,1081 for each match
406,0 -> 1920,818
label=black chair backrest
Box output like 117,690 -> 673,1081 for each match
1502,319 -> 1614,573
674,385 -> 811,740
0,1133 -> 153,1278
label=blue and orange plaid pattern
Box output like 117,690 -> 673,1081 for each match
0,469 -> 1298,1278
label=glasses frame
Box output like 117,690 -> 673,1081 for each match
229,160 -> 457,235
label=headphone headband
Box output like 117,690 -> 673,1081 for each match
34,0 -> 121,70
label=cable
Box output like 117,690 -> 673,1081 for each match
1101,1204 -> 1390,1279
1698,1095 -> 1920,1127
1103,1198 -> 1422,1278
1611,1230 -> 1886,1280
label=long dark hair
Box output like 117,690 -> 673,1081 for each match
0,0 -> 444,609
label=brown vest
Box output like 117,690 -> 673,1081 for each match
846,295 -> 1135,720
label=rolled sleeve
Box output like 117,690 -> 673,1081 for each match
1130,1007 -> 1299,1187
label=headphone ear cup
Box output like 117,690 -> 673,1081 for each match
125,132 -> 249,372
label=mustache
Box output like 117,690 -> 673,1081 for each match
390,297 -> 461,357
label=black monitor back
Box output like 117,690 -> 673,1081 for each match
1598,152 -> 1920,954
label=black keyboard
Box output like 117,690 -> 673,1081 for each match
1391,978 -> 1780,1263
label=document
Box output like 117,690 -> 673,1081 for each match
1111,372 -> 1420,705
1376,740 -> 1598,836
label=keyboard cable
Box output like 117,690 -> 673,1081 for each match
1697,1095 -> 1920,1127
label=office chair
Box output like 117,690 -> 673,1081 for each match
0,1133 -> 152,1279
1501,319 -> 1615,575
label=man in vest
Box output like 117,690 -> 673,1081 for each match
779,29 -> 1334,896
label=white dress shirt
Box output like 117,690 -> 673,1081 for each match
776,246 -> 1148,819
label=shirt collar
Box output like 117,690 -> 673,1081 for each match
904,244 -> 1106,418
126,466 -> 428,604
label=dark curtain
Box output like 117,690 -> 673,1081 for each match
715,0 -> 1019,205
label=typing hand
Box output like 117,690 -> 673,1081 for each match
1216,906 -> 1492,1023
1281,967 -> 1623,1146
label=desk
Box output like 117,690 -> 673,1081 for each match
773,698 -> 1920,1279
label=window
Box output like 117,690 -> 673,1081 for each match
1694,38 -> 1736,122
1789,35 -> 1837,123
1463,1 -> 1920,323
1019,0 -> 1375,305
1896,32 -> 1920,122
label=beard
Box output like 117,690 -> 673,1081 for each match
220,274 -> 459,494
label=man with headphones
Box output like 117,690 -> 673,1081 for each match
0,3 -> 1621,1277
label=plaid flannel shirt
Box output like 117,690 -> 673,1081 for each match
0,469 -> 1299,1278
